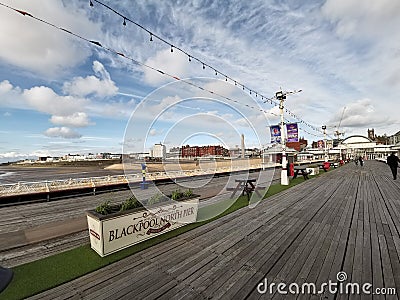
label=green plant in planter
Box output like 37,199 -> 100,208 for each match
95,201 -> 112,215
148,193 -> 168,205
183,189 -> 193,197
171,189 -> 183,200
171,189 -> 195,201
120,196 -> 142,212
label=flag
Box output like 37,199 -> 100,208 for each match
270,125 -> 281,143
286,123 -> 299,142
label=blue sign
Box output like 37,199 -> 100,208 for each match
286,123 -> 299,142
270,125 -> 281,143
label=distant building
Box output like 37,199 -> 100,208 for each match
181,145 -> 228,158
335,135 -> 393,160
151,143 -> 166,160
229,146 -> 241,158
367,128 -> 375,141
166,147 -> 181,159
389,130 -> 400,145
38,156 -> 51,162
286,137 -> 308,152
262,144 -> 297,164
368,128 -> 389,145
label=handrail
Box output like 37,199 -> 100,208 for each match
0,164 -> 270,197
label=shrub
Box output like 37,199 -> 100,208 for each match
183,189 -> 193,197
170,189 -> 195,201
171,189 -> 183,200
120,196 -> 142,212
95,201 -> 112,215
148,193 -> 168,206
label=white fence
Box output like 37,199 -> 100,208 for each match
0,164 -> 267,198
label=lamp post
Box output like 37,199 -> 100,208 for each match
322,125 -> 328,162
276,91 -> 289,185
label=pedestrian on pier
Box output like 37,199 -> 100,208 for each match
358,156 -> 364,167
354,158 -> 358,166
387,152 -> 400,180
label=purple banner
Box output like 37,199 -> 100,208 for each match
286,123 -> 299,142
270,125 -> 281,143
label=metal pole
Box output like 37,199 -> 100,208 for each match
262,147 -> 265,170
322,125 -> 327,162
277,91 -> 289,185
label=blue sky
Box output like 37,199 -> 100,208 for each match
0,0 -> 399,162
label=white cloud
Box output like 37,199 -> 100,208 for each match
22,86 -> 88,116
50,112 -> 92,128
3,112 -> 11,117
44,127 -> 82,139
320,0 -> 400,117
0,80 -> 13,94
144,95 -> 182,116
0,151 -> 21,159
143,49 -> 191,85
149,128 -> 165,136
328,99 -> 391,129
197,80 -> 238,99
0,0 -> 102,76
63,61 -> 118,97
322,0 -> 400,39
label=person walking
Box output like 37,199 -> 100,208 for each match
358,156 -> 364,167
387,152 -> 400,180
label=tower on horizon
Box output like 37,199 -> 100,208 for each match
241,134 -> 245,158
368,128 -> 375,141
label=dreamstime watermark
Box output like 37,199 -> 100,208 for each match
257,272 -> 396,296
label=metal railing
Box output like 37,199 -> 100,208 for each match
0,164 -> 271,198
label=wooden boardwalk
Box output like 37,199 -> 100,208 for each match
29,161 -> 400,299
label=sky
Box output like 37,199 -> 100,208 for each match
0,0 -> 399,163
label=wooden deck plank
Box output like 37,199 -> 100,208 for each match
298,180 -> 354,300
370,213 -> 385,300
189,217 -> 301,297
379,235 -> 396,293
269,222 -> 327,300
26,161 -> 400,300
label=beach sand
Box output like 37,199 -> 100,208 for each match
106,158 -> 262,172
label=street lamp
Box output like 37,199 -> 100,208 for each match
322,125 -> 328,162
276,91 -> 288,185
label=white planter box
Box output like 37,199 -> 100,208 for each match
306,167 -> 319,176
87,198 -> 199,257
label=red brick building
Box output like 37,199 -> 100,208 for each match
286,138 -> 308,152
181,145 -> 228,158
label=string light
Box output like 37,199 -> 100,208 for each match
123,17 -> 126,26
170,45 -> 173,52
83,0 -> 323,134
0,1 -> 323,137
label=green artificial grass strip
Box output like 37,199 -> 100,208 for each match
1,171 -> 328,299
